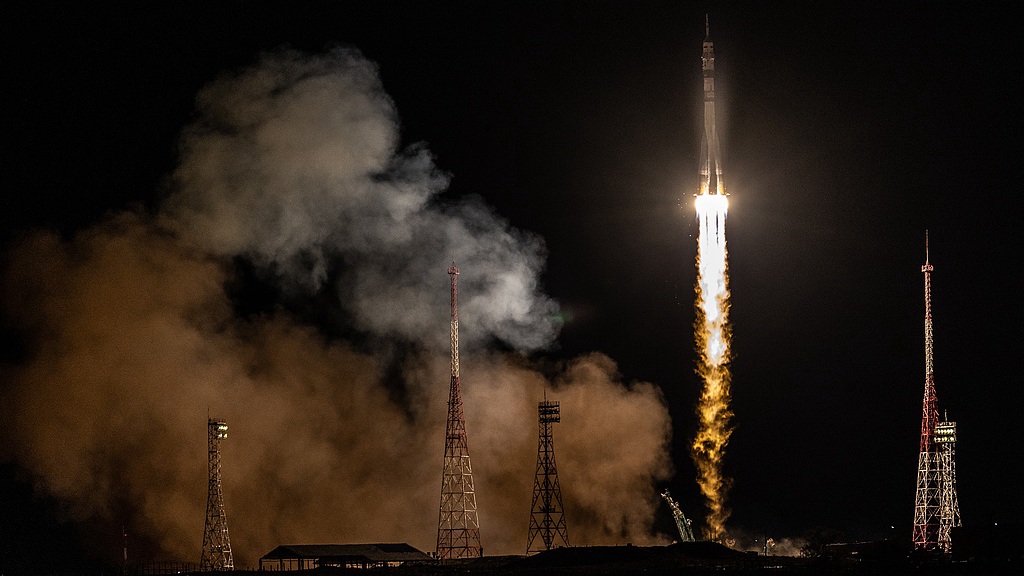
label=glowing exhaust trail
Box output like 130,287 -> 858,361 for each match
690,16 -> 733,543
692,193 -> 732,542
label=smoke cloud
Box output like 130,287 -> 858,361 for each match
163,47 -> 557,351
0,47 -> 672,565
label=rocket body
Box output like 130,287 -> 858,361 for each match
699,28 -> 724,196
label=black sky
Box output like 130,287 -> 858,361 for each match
3,0 -> 1022,564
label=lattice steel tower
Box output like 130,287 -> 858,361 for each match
912,235 -> 961,552
201,418 -> 234,571
527,396 -> 569,554
935,414 -> 961,548
660,489 -> 696,543
436,263 -> 482,559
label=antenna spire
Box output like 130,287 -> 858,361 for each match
912,239 -> 961,552
437,262 -> 482,559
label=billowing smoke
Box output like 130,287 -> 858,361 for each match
162,48 -> 557,351
0,47 -> 671,565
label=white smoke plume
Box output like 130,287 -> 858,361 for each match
0,47 -> 672,565
163,47 -> 557,351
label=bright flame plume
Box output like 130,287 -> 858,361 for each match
692,193 -> 733,542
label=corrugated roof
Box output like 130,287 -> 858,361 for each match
261,543 -> 431,563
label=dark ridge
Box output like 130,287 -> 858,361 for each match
519,541 -> 748,568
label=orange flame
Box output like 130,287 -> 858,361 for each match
691,195 -> 733,542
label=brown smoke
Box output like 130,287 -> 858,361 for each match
0,46 -> 673,565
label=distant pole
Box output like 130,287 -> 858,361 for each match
201,418 -> 234,570
526,395 -> 570,553
436,263 -> 483,559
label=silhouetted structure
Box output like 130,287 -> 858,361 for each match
660,490 -> 695,543
200,418 -> 233,570
527,397 -> 569,553
436,263 -> 482,559
259,544 -> 431,570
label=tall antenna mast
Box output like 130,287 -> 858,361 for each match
912,232 -> 941,550
527,393 -> 569,554
436,262 -> 483,559
920,230 -> 938,455
912,233 -> 960,551
201,418 -> 234,570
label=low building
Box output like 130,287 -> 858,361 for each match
259,543 -> 433,570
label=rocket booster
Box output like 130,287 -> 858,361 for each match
699,16 -> 724,196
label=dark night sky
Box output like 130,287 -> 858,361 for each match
3,0 -> 1022,565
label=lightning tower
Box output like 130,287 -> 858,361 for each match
935,415 -> 961,548
526,396 -> 570,554
436,262 -> 483,559
200,418 -> 233,571
690,15 -> 734,543
912,236 -> 961,552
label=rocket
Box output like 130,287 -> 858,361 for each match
699,15 -> 725,196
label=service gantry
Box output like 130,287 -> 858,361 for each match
911,235 -> 961,552
660,489 -> 696,543
526,396 -> 570,554
201,418 -> 234,570
435,263 -> 483,559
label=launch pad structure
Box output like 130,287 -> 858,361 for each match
661,490 -> 696,543
912,237 -> 961,552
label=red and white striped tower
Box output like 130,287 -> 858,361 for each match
436,262 -> 482,559
912,234 -> 960,551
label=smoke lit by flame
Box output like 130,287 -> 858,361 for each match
691,193 -> 733,542
0,47 -> 675,563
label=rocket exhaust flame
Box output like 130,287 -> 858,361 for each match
692,194 -> 733,542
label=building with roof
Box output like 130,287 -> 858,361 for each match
258,543 -> 433,570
